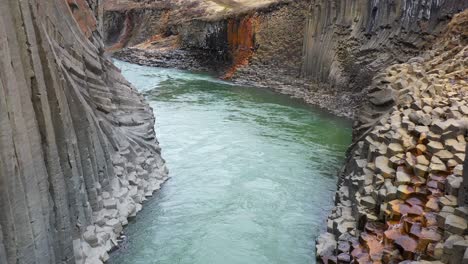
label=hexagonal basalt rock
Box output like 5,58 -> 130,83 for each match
445,215 -> 468,235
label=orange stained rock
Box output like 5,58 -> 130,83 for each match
397,203 -> 423,217
394,235 -> 418,259
223,16 -> 259,79
360,232 -> 385,261
403,217 -> 417,234
67,0 -> 97,39
425,196 -> 440,212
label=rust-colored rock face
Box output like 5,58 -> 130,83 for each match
223,16 -> 258,79
0,0 -> 167,264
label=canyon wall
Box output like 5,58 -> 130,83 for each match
104,0 -> 467,117
302,0 -> 468,93
0,0 -> 167,264
104,4 -> 173,51
173,1 -> 308,81
317,10 -> 468,263
105,0 -> 468,90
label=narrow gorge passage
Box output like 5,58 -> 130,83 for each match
110,60 -> 352,264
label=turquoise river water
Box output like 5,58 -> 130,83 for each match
110,60 -> 352,264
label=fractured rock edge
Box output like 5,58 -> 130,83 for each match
316,10 -> 468,264
0,0 -> 168,264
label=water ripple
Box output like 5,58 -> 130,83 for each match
111,60 -> 352,264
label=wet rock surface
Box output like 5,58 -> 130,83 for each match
317,10 -> 468,264
0,0 -> 167,263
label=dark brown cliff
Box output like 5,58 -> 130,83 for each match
0,0 -> 167,263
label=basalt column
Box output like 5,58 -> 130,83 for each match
302,0 -> 468,91
0,0 -> 168,264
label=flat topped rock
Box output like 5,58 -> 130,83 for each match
434,149 -> 454,162
369,88 -> 396,106
360,232 -> 384,260
337,253 -> 351,263
426,197 -> 440,212
397,185 -> 419,200
316,233 -> 337,258
103,199 -> 117,209
337,241 -> 351,253
427,141 -> 444,154
394,235 -> 418,258
396,167 -> 412,186
445,214 -> 467,235
419,228 -> 442,243
388,143 -> 404,156
414,164 -> 429,177
376,156 -> 396,178
430,156 -> 447,172
439,195 -> 458,207
455,207 -> 468,218
361,196 -> 377,210
416,155 -> 430,166
83,230 -> 99,247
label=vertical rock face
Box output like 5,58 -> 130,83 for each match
0,0 -> 167,263
302,0 -> 468,91
104,7 -> 172,51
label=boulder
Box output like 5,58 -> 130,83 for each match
375,156 -> 396,178
427,141 -> 444,154
396,167 -> 412,186
316,233 -> 337,257
83,230 -> 99,247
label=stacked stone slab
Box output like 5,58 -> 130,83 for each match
0,0 -> 168,263
317,10 -> 468,264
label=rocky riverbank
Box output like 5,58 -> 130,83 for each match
113,46 -> 360,118
316,10 -> 468,264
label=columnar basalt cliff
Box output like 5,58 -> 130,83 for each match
316,10 -> 468,263
105,0 -> 467,118
302,0 -> 468,92
0,0 -> 167,263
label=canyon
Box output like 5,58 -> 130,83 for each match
0,0 -> 467,264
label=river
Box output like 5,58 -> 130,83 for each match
110,60 -> 352,264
